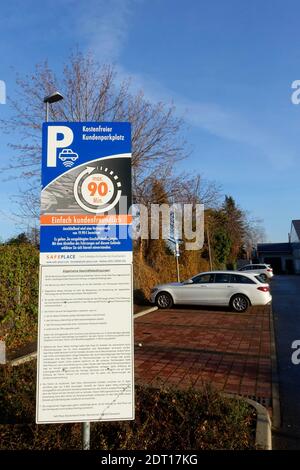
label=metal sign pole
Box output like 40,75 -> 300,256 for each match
175,241 -> 180,282
82,422 -> 90,450
168,238 -> 181,283
176,253 -> 180,282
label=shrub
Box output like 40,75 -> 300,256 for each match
0,361 -> 255,450
0,244 -> 39,350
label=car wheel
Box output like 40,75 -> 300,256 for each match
156,292 -> 173,309
230,294 -> 249,313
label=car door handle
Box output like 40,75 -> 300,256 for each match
227,285 -> 233,288
200,285 -> 207,287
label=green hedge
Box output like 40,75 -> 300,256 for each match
0,244 -> 39,349
0,361 -> 255,450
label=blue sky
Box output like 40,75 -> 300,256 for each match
0,0 -> 300,241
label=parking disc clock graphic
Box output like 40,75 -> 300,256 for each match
74,165 -> 122,213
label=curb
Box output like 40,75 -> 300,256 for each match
245,398 -> 272,450
269,303 -> 281,429
134,306 -> 158,319
224,393 -> 272,450
8,351 -> 37,367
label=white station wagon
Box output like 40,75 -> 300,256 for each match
150,271 -> 272,312
238,263 -> 274,281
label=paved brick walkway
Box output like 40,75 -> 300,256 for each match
134,305 -> 272,407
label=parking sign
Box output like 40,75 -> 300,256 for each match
36,122 -> 134,424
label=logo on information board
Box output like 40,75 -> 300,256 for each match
58,148 -> 79,167
46,125 -> 74,167
74,165 -> 122,213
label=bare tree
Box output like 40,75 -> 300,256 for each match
135,168 -> 221,208
2,52 -> 188,224
243,215 -> 266,259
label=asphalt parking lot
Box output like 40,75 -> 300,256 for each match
134,305 -> 272,407
272,275 -> 300,449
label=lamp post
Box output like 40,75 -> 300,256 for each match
43,91 -> 64,122
206,223 -> 213,271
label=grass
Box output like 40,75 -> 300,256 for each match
0,360 -> 256,450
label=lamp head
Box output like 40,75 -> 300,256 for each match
43,91 -> 64,104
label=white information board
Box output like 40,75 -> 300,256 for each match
37,264 -> 134,423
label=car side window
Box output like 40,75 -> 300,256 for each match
231,274 -> 255,284
214,273 -> 232,283
192,274 -> 213,284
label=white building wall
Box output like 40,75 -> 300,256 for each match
290,224 -> 300,243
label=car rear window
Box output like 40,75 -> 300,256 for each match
231,274 -> 256,284
255,274 -> 266,283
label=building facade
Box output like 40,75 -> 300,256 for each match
257,220 -> 300,274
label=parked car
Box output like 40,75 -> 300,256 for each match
238,263 -> 274,281
150,271 -> 272,312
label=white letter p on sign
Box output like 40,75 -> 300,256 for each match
47,126 -> 74,167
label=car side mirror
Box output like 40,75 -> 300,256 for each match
183,279 -> 193,285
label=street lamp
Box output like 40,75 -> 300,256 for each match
43,91 -> 64,122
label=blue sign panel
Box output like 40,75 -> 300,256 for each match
40,122 -> 132,261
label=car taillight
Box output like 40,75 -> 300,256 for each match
267,269 -> 272,272
257,286 -> 269,292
